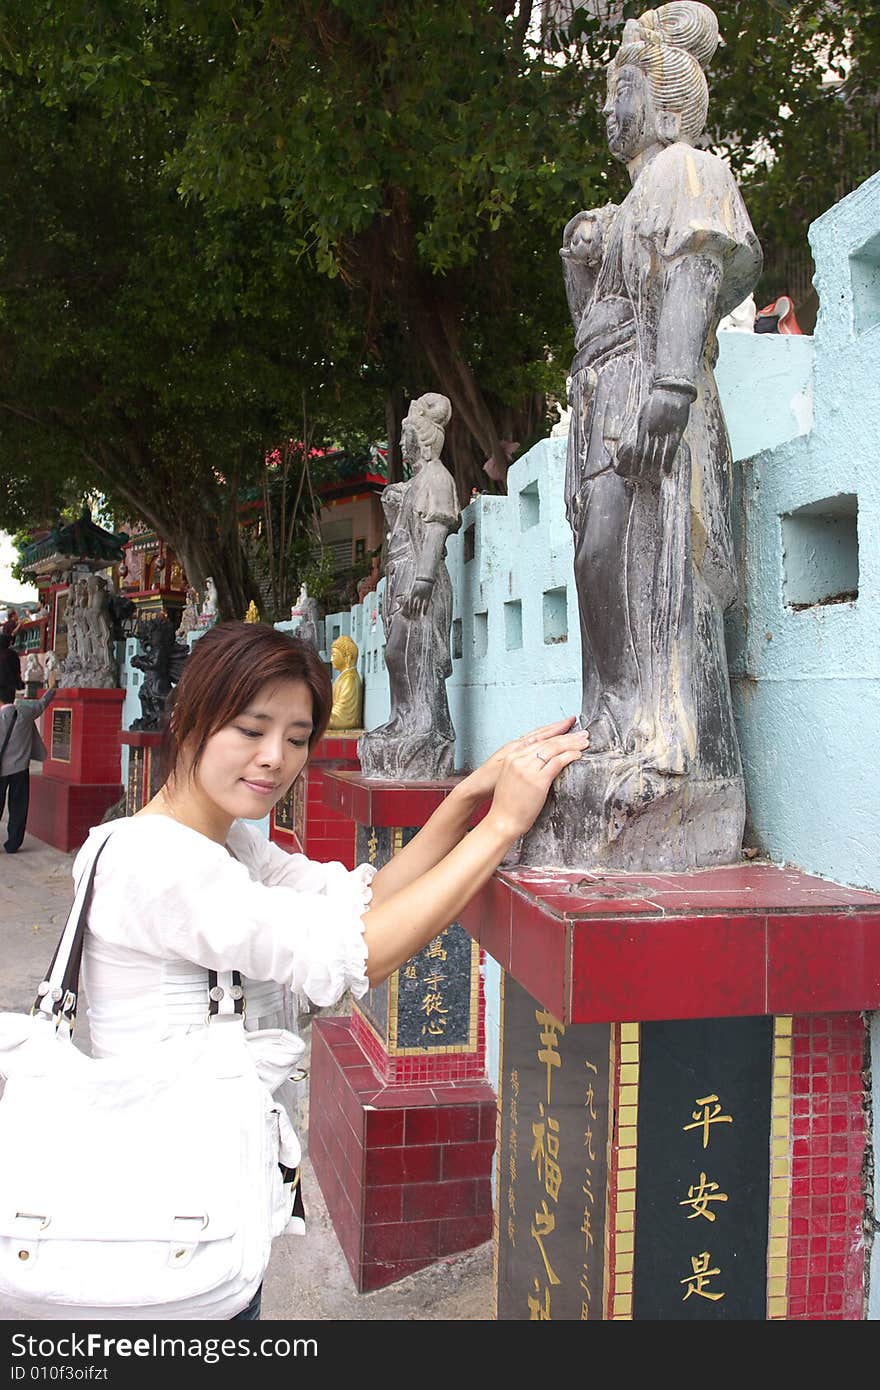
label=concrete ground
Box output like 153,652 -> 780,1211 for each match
0,815 -> 495,1322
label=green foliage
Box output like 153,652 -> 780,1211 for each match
0,0 -> 876,550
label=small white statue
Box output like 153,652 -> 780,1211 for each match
22,652 -> 42,684
197,577 -> 219,628
43,650 -> 60,687
291,582 -> 308,618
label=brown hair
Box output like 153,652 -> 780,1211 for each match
160,621 -> 332,782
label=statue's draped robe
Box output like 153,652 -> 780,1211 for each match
380,461 -> 460,749
566,142 -> 761,786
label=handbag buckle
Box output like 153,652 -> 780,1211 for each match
14,1212 -> 51,1231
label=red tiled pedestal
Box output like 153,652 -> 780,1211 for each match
310,1018 -> 495,1292
459,861 -> 880,1321
27,688 -> 124,852
309,771 -> 494,1291
270,734 -> 361,868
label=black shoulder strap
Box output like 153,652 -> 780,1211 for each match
32,832 -> 112,1025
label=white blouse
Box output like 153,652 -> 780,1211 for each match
73,816 -> 374,1060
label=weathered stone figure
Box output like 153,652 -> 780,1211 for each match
130,615 -> 190,732
61,574 -> 118,688
521,1 -> 762,871
358,393 -> 460,780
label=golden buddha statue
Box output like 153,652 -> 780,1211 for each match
328,635 -> 363,730
244,600 -> 260,623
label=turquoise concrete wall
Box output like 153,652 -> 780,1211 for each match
726,169 -> 880,898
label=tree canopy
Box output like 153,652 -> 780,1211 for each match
1,1 -> 876,615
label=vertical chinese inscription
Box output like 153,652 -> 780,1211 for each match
632,1017 -> 773,1320
125,745 -> 144,816
497,974 -> 611,1320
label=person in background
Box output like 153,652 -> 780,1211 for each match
2,609 -> 20,639
0,669 -> 58,854
0,634 -> 23,693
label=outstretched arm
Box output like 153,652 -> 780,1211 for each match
362,720 -> 590,985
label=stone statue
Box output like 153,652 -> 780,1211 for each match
85,574 -> 115,672
175,586 -> 200,641
358,392 -> 461,780
327,636 -> 364,731
290,583 -> 321,650
61,574 -> 117,687
196,576 -> 219,629
43,650 -> 60,688
521,1 -> 762,872
22,652 -> 42,690
130,616 -> 190,731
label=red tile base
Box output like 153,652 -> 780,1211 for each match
310,1017 -> 495,1292
788,1013 -> 868,1320
27,771 -> 123,853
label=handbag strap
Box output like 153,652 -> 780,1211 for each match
0,706 -> 18,772
34,829 -> 244,1032
33,832 -> 111,1026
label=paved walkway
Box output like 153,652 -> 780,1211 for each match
0,817 -> 494,1322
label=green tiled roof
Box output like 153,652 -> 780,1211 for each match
20,508 -> 129,570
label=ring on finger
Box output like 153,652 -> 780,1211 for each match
535,749 -> 549,764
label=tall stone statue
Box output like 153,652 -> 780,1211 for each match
358,393 -> 461,780
521,2 -> 762,871
61,574 -> 118,688
327,635 -> 364,731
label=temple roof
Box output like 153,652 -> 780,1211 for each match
19,507 -> 130,575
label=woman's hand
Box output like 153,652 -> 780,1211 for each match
457,717 -> 589,810
483,721 -> 592,843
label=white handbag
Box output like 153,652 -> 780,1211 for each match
0,836 -> 305,1321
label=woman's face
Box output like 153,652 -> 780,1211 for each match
603,62 -> 657,165
192,678 -> 314,824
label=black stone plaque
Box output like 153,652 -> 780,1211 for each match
497,974 -> 611,1320
632,1017 -> 773,1320
393,922 -> 474,1051
50,708 -> 72,762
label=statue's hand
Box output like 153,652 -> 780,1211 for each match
615,387 -> 692,480
402,578 -> 434,618
561,216 -> 604,269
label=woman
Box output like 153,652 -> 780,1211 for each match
74,620 -> 589,1319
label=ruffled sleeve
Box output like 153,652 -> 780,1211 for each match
86,819 -> 374,1010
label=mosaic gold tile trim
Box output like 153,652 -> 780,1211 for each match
767,1016 -> 792,1320
493,969 -> 506,1319
610,1022 -> 639,1319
